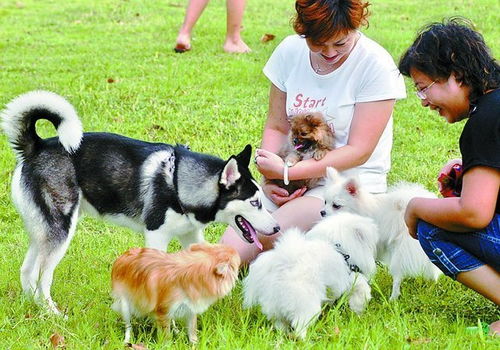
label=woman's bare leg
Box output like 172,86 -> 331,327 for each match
223,0 -> 251,53
456,265 -> 500,336
175,0 -> 211,51
456,265 -> 500,305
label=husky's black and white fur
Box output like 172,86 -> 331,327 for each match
1,90 -> 279,314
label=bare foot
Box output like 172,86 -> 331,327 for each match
223,38 -> 251,53
174,32 -> 191,53
489,320 -> 500,336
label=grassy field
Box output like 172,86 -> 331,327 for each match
0,0 -> 499,348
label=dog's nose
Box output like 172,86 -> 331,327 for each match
320,210 -> 326,217
273,225 -> 280,234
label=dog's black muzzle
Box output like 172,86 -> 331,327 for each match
293,138 -> 313,151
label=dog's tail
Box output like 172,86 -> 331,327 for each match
1,90 -> 83,161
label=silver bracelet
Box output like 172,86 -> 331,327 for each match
283,162 -> 290,185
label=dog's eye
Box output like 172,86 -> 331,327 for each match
332,203 -> 342,210
250,199 -> 262,209
300,132 -> 307,137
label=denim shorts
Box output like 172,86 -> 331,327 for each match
417,214 -> 500,278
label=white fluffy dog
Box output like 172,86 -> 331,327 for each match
307,211 -> 379,280
323,167 -> 441,300
243,215 -> 375,339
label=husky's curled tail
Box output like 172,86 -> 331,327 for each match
1,90 -> 83,161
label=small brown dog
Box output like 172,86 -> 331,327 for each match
268,112 -> 335,193
111,244 -> 240,344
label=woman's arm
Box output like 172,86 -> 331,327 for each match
257,99 -> 396,180
257,84 -> 307,205
405,166 -> 500,237
260,84 -> 289,152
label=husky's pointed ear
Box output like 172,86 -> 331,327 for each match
220,158 -> 241,189
325,167 -> 340,182
345,178 -> 360,197
235,144 -> 252,167
215,262 -> 230,276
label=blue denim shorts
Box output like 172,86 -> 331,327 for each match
417,214 -> 500,278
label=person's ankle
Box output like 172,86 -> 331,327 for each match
223,36 -> 251,53
489,320 -> 500,336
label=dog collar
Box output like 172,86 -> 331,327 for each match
334,243 -> 361,274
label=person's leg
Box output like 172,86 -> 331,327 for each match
457,266 -> 500,336
223,0 -> 251,53
175,0 -> 211,52
417,219 -> 500,334
417,218 -> 500,279
220,196 -> 323,265
489,320 -> 500,336
455,265 -> 500,305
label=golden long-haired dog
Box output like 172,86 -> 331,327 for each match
111,244 -> 240,344
268,112 -> 335,193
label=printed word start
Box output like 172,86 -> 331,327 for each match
293,94 -> 327,108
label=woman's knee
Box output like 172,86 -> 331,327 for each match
274,196 -> 324,232
219,226 -> 261,265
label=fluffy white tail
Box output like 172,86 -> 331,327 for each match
1,90 -> 83,161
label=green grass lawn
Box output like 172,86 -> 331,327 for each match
0,0 -> 499,348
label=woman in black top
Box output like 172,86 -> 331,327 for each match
399,18 -> 500,335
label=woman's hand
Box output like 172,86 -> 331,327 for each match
437,158 -> 463,197
262,182 -> 307,206
404,198 -> 419,239
439,158 -> 462,175
255,148 -> 286,180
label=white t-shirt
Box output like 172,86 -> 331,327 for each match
263,33 -> 406,193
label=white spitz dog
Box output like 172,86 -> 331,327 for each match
323,167 -> 441,300
243,214 -> 376,339
307,211 -> 379,280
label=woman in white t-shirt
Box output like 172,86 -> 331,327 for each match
221,0 -> 406,263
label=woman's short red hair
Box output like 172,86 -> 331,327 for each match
293,0 -> 370,43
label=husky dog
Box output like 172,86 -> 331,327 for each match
323,167 -> 441,300
243,224 -> 373,339
1,90 -> 279,315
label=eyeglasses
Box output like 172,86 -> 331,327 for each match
415,80 -> 437,100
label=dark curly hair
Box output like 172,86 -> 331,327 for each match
293,0 -> 370,44
399,17 -> 500,104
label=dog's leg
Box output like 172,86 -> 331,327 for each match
348,274 -> 371,314
291,306 -> 320,340
389,276 -> 402,300
177,229 -> 205,249
291,317 -> 310,340
36,209 -> 79,315
144,229 -> 172,251
186,312 -> 198,344
113,297 -> 134,344
37,246 -> 70,315
273,318 -> 288,332
119,300 -> 133,344
156,313 -> 171,342
20,240 -> 41,296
